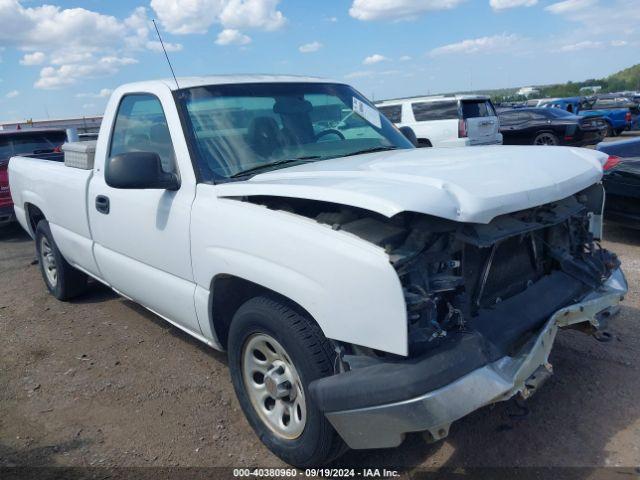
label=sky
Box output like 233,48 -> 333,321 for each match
0,0 -> 638,122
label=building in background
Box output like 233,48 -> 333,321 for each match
0,116 -> 102,135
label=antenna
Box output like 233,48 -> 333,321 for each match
152,19 -> 180,89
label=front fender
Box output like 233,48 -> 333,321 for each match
191,185 -> 409,356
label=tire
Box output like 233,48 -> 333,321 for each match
35,220 -> 88,301
533,132 -> 559,146
417,139 -> 432,148
227,296 -> 346,467
604,123 -> 614,138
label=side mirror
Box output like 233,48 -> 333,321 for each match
105,152 -> 179,190
399,126 -> 418,147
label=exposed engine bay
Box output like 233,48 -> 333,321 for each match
243,185 -> 619,360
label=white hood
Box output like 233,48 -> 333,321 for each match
215,146 -> 606,224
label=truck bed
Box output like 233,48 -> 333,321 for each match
9,155 -> 96,274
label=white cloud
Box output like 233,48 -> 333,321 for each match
219,0 -> 286,31
299,41 -> 323,53
558,40 -> 602,52
0,3 -> 179,89
544,0 -> 640,34
363,53 -> 389,65
146,40 -> 184,52
35,57 -> 138,89
349,0 -> 465,21
399,55 -> 412,61
490,0 -> 537,10
429,33 -> 519,56
215,29 -> 251,45
558,39 -> 630,52
545,0 -> 595,14
150,0 -> 286,36
76,88 -> 113,98
124,7 -> 183,52
82,103 -> 95,109
5,90 -> 19,99
19,51 -> 45,66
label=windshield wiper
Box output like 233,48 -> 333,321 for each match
230,156 -> 321,179
341,146 -> 399,158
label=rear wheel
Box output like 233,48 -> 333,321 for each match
228,296 -> 346,467
533,132 -> 559,146
35,220 -> 87,301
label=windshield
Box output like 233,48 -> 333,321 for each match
177,82 -> 413,181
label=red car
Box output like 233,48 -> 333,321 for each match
0,129 -> 68,226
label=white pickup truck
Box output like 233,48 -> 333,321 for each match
9,75 -> 627,467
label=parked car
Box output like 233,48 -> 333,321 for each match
499,107 -> 606,146
376,95 -> 503,147
0,128 -> 69,226
538,97 -> 632,136
599,138 -> 640,228
9,76 -> 626,467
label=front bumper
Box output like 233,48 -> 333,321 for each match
321,268 -> 627,450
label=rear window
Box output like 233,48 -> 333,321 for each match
412,101 -> 458,121
378,105 -> 402,123
461,100 -> 496,119
0,131 -> 67,160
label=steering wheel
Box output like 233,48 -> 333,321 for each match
315,129 -> 346,141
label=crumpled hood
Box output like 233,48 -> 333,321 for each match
215,146 -> 606,224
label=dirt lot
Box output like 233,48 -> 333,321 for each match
1,182 -> 639,475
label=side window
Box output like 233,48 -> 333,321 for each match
378,105 -> 402,123
110,94 -> 176,173
412,101 -> 458,122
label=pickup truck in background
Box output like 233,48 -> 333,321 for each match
0,128 -> 74,226
9,76 -> 627,467
538,97 -> 633,137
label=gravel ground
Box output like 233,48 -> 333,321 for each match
1,168 -> 639,476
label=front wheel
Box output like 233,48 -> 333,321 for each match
35,220 -> 87,301
227,296 -> 346,467
533,132 -> 559,146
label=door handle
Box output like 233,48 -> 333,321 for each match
95,195 -> 110,214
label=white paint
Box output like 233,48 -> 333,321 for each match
6,76 -> 608,357
216,145 -> 606,223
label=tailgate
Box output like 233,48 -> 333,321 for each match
0,160 -> 11,208
462,99 -> 500,144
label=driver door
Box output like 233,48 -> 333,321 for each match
88,92 -> 201,333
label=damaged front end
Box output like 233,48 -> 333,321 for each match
247,184 -> 626,449
393,183 -> 619,358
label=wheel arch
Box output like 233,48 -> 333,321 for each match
24,202 -> 46,236
532,130 -> 559,144
208,274 -> 318,350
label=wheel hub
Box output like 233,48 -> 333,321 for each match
264,363 -> 295,399
40,237 -> 58,287
242,333 -> 307,439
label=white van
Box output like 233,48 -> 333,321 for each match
377,95 -> 503,147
